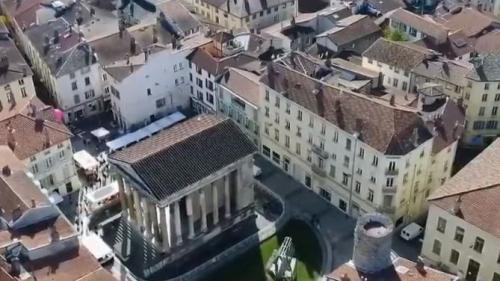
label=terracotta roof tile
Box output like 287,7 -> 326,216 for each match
261,62 -> 433,154
327,257 -> 455,281
0,114 -> 72,160
430,138 -> 500,200
362,38 -> 437,71
218,67 -> 261,106
390,8 -> 448,40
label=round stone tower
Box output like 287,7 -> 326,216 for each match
352,213 -> 394,274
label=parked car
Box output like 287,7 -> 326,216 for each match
400,223 -> 424,241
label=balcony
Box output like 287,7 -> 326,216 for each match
385,168 -> 399,176
311,164 -> 327,177
311,144 -> 329,159
382,185 -> 397,193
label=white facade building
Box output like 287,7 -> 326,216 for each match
362,38 -> 439,93
216,67 -> 261,146
192,0 -> 297,31
22,18 -> 107,122
422,139 -> 500,281
91,22 -> 210,131
187,33 -> 259,113
257,61 -> 463,224
0,114 -> 80,195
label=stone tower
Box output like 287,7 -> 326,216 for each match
352,213 -> 394,273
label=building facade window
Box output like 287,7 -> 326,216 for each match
473,237 -> 484,253
449,249 -> 460,265
342,173 -> 349,185
454,226 -> 464,243
437,217 -> 446,233
432,239 -> 441,255
368,189 -> 374,202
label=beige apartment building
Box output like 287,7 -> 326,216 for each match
422,139 -> 500,281
258,59 -> 464,225
191,0 -> 297,31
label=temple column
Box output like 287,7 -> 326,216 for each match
212,183 -> 219,225
199,189 -> 207,232
174,201 -> 183,246
150,204 -> 160,244
142,198 -> 152,237
132,190 -> 143,228
236,166 -> 243,209
186,195 -> 195,239
159,207 -> 170,252
124,183 -> 135,221
224,175 -> 231,219
117,175 -> 127,211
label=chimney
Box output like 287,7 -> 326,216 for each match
453,121 -> 461,139
415,257 -> 426,273
31,199 -> 36,208
86,44 -> 94,66
6,125 -> 16,150
11,205 -> 22,221
118,21 -> 125,39
412,127 -> 419,146
130,37 -> 136,55
53,29 -> 60,44
335,100 -> 344,129
171,37 -> 177,49
9,257 -> 21,277
389,94 -> 395,106
355,118 -> 363,139
43,127 -> 51,148
0,56 -> 9,74
266,62 -> 275,89
2,165 -> 11,176
314,84 -> 325,117
452,196 -> 462,215
152,27 -> 158,43
43,35 -> 50,55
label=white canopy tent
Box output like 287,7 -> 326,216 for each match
85,181 -> 118,205
73,150 -> 99,171
91,127 -> 110,140
106,111 -> 186,152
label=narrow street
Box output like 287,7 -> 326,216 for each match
254,155 -> 422,273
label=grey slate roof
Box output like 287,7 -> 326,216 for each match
24,18 -> 96,78
466,53 -> 500,81
201,0 -> 292,18
322,15 -> 381,47
110,115 -> 256,201
158,0 -> 201,37
362,38 -> 436,71
0,38 -> 33,86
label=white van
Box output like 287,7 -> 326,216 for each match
400,223 -> 424,241
81,232 -> 114,265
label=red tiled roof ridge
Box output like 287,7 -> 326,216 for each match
16,113 -> 72,136
429,182 -> 500,201
275,61 -> 420,114
0,174 -> 31,209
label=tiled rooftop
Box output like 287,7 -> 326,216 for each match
110,115 -> 256,201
